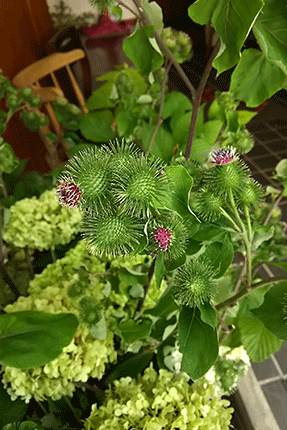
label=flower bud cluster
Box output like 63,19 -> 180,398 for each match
3,189 -> 82,251
84,364 -> 234,429
162,27 -> 193,64
57,140 -> 189,260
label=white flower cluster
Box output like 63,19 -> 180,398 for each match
84,364 -> 234,430
3,189 -> 82,251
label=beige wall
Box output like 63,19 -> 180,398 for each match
46,0 -> 137,20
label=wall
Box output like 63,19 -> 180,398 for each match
0,0 -> 54,172
46,0 -> 137,20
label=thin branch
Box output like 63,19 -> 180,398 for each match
117,0 -> 141,20
146,60 -> 172,154
131,0 -> 196,101
135,257 -> 156,316
263,190 -> 284,226
185,38 -> 220,160
216,275 -> 287,310
73,380 -> 106,403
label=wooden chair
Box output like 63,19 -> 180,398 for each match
12,49 -> 89,169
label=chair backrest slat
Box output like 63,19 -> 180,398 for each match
12,49 -> 85,87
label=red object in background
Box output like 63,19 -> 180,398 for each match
81,11 -> 132,37
201,87 -> 216,102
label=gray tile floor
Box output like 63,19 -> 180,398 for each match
244,91 -> 287,430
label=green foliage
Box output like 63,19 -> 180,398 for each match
237,315 -> 283,362
84,364 -> 233,430
251,282 -> 287,341
230,49 -> 286,107
178,306 -> 218,380
0,311 -> 78,369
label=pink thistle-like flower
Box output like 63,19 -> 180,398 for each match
211,147 -> 237,165
154,227 -> 173,252
56,180 -> 82,208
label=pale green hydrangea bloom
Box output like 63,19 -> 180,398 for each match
3,189 -> 82,251
1,284 -> 116,403
1,241 -> 164,403
84,364 -> 234,430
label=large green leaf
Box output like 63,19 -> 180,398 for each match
189,120 -> 224,162
141,0 -> 164,34
123,25 -> 163,75
0,311 -> 78,369
230,49 -> 286,107
79,110 -> 115,142
178,306 -> 218,380
188,0 -> 218,25
86,81 -> 116,110
253,0 -> 287,75
160,165 -> 194,217
141,122 -> 174,162
238,315 -> 282,362
146,285 -> 178,318
162,92 -> 192,119
189,0 -> 264,75
202,235 -> 234,278
119,318 -> 153,344
251,282 -> 287,341
199,302 -> 217,329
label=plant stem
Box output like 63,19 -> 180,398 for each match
184,38 -> 220,160
216,275 -> 287,310
244,204 -> 253,242
117,0 -> 141,19
135,257 -> 156,316
50,247 -> 56,262
73,381 -> 106,403
0,207 -> 20,298
24,246 -> 34,279
219,207 -> 241,232
64,395 -> 82,425
131,0 -> 196,100
227,189 -> 252,286
263,190 -> 284,226
0,174 -> 8,198
146,59 -> 171,154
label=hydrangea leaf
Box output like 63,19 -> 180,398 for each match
253,0 -> 287,75
79,110 -> 115,142
119,318 -> 153,344
0,311 -> 78,369
179,306 -> 218,380
237,315 -> 282,362
189,0 -> 264,74
251,282 -> 287,341
0,380 -> 28,428
230,49 -> 286,107
123,26 -> 163,75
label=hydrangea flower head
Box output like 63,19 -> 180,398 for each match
56,178 -> 82,208
211,147 -> 237,165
